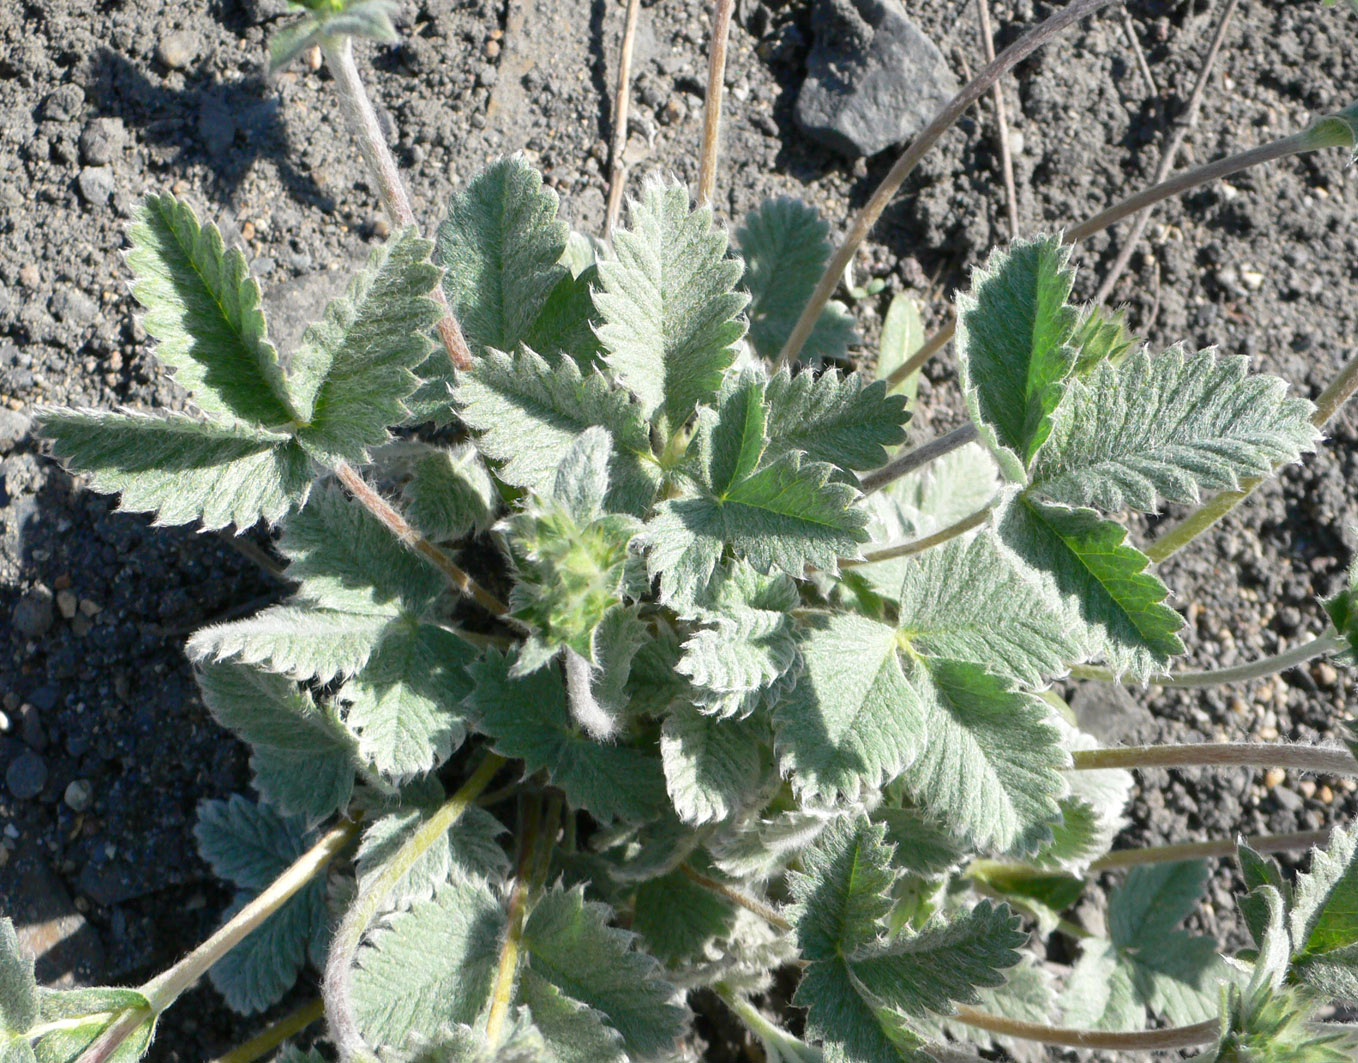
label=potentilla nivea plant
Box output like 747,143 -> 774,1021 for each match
7,1 -> 1358,1061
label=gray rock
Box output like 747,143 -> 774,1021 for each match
7,752 -> 48,800
51,286 -> 98,326
79,118 -> 126,166
0,408 -> 30,451
13,586 -> 54,639
156,30 -> 200,71
76,166 -> 116,206
40,85 -> 85,124
64,779 -> 94,813
796,0 -> 958,158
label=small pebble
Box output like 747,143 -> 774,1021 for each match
18,264 -> 39,290
372,215 -> 391,240
1318,784 -> 1335,804
6,752 -> 48,800
78,599 -> 100,618
156,30 -> 200,70
304,45 -> 323,71
1263,767 -> 1286,789
1314,661 -> 1338,686
1299,779 -> 1317,799
64,779 -> 94,813
56,589 -> 77,620
77,166 -> 116,206
12,586 -> 54,639
79,117 -> 126,166
1240,269 -> 1265,292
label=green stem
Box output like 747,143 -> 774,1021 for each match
777,0 -> 1120,368
952,1007 -> 1218,1051
484,794 -> 543,1046
323,753 -> 506,1063
858,424 -> 979,495
840,506 -> 992,569
1071,742 -> 1358,777
1089,828 -> 1332,872
80,820 -> 358,1063
715,983 -> 824,1061
1068,632 -> 1346,688
211,997 -> 325,1063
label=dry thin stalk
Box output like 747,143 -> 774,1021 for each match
859,423 -> 979,495
1091,0 -> 1241,305
604,0 -> 643,239
976,0 -> 1019,239
1072,742 -> 1358,777
776,0 -> 1120,368
696,0 -> 736,207
1089,827 -> 1332,871
952,1008 -> 1218,1050
1120,7 -> 1158,96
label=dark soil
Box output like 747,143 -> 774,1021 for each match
1,0 -> 1356,1059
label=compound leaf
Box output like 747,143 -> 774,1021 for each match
788,816 -> 895,962
1030,347 -> 1319,513
595,180 -> 747,429
1291,824 -> 1358,994
454,347 -> 659,517
465,650 -> 668,823
195,661 -> 356,825
290,228 -> 442,463
956,236 -> 1078,478
774,614 -> 923,801
643,451 -> 869,605
898,657 -> 1068,855
763,367 -> 908,474
996,493 -> 1183,679
737,197 -> 855,363
895,533 -> 1081,687
521,885 -> 689,1059
36,409 -> 311,531
127,193 -> 297,427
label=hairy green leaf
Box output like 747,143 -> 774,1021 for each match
289,228 -> 442,463
195,797 -> 327,1014
631,866 -> 738,969
660,704 -> 771,825
31,987 -> 153,1063
996,492 -> 1183,678
676,561 -> 801,718
789,816 -> 896,962
956,236 -> 1078,478
521,885 -> 689,1059
401,443 -> 499,541
0,921 -> 37,1057
707,804 -> 845,882
195,661 -> 356,825
36,409 -> 311,531
1290,824 -> 1358,998
127,193 -> 297,427
895,533 -> 1081,686
352,875 -> 505,1048
643,450 -> 869,605
465,650 -> 668,823
1030,347 -> 1319,513
763,367 -> 909,475
1210,981 -> 1358,1063
269,2 -> 398,73
454,347 -> 659,517
899,657 -> 1068,855
774,614 -> 923,800
595,180 -> 748,429
737,197 -> 855,363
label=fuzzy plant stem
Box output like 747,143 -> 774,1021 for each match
1089,827 -> 1332,872
776,0 -> 1119,368
859,423 -> 980,495
332,461 -> 509,616
1072,742 -> 1358,777
715,984 -> 826,1062
484,794 -> 543,1045
323,753 -> 506,1063
604,0 -> 642,239
840,506 -> 992,569
212,997 -> 325,1063
320,36 -> 473,371
696,0 -> 735,208
79,820 -> 358,1063
679,864 -> 791,931
884,123 -> 1350,391
1068,631 -> 1347,687
951,1008 -> 1219,1051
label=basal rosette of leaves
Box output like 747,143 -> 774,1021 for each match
10,69 -> 1358,1063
